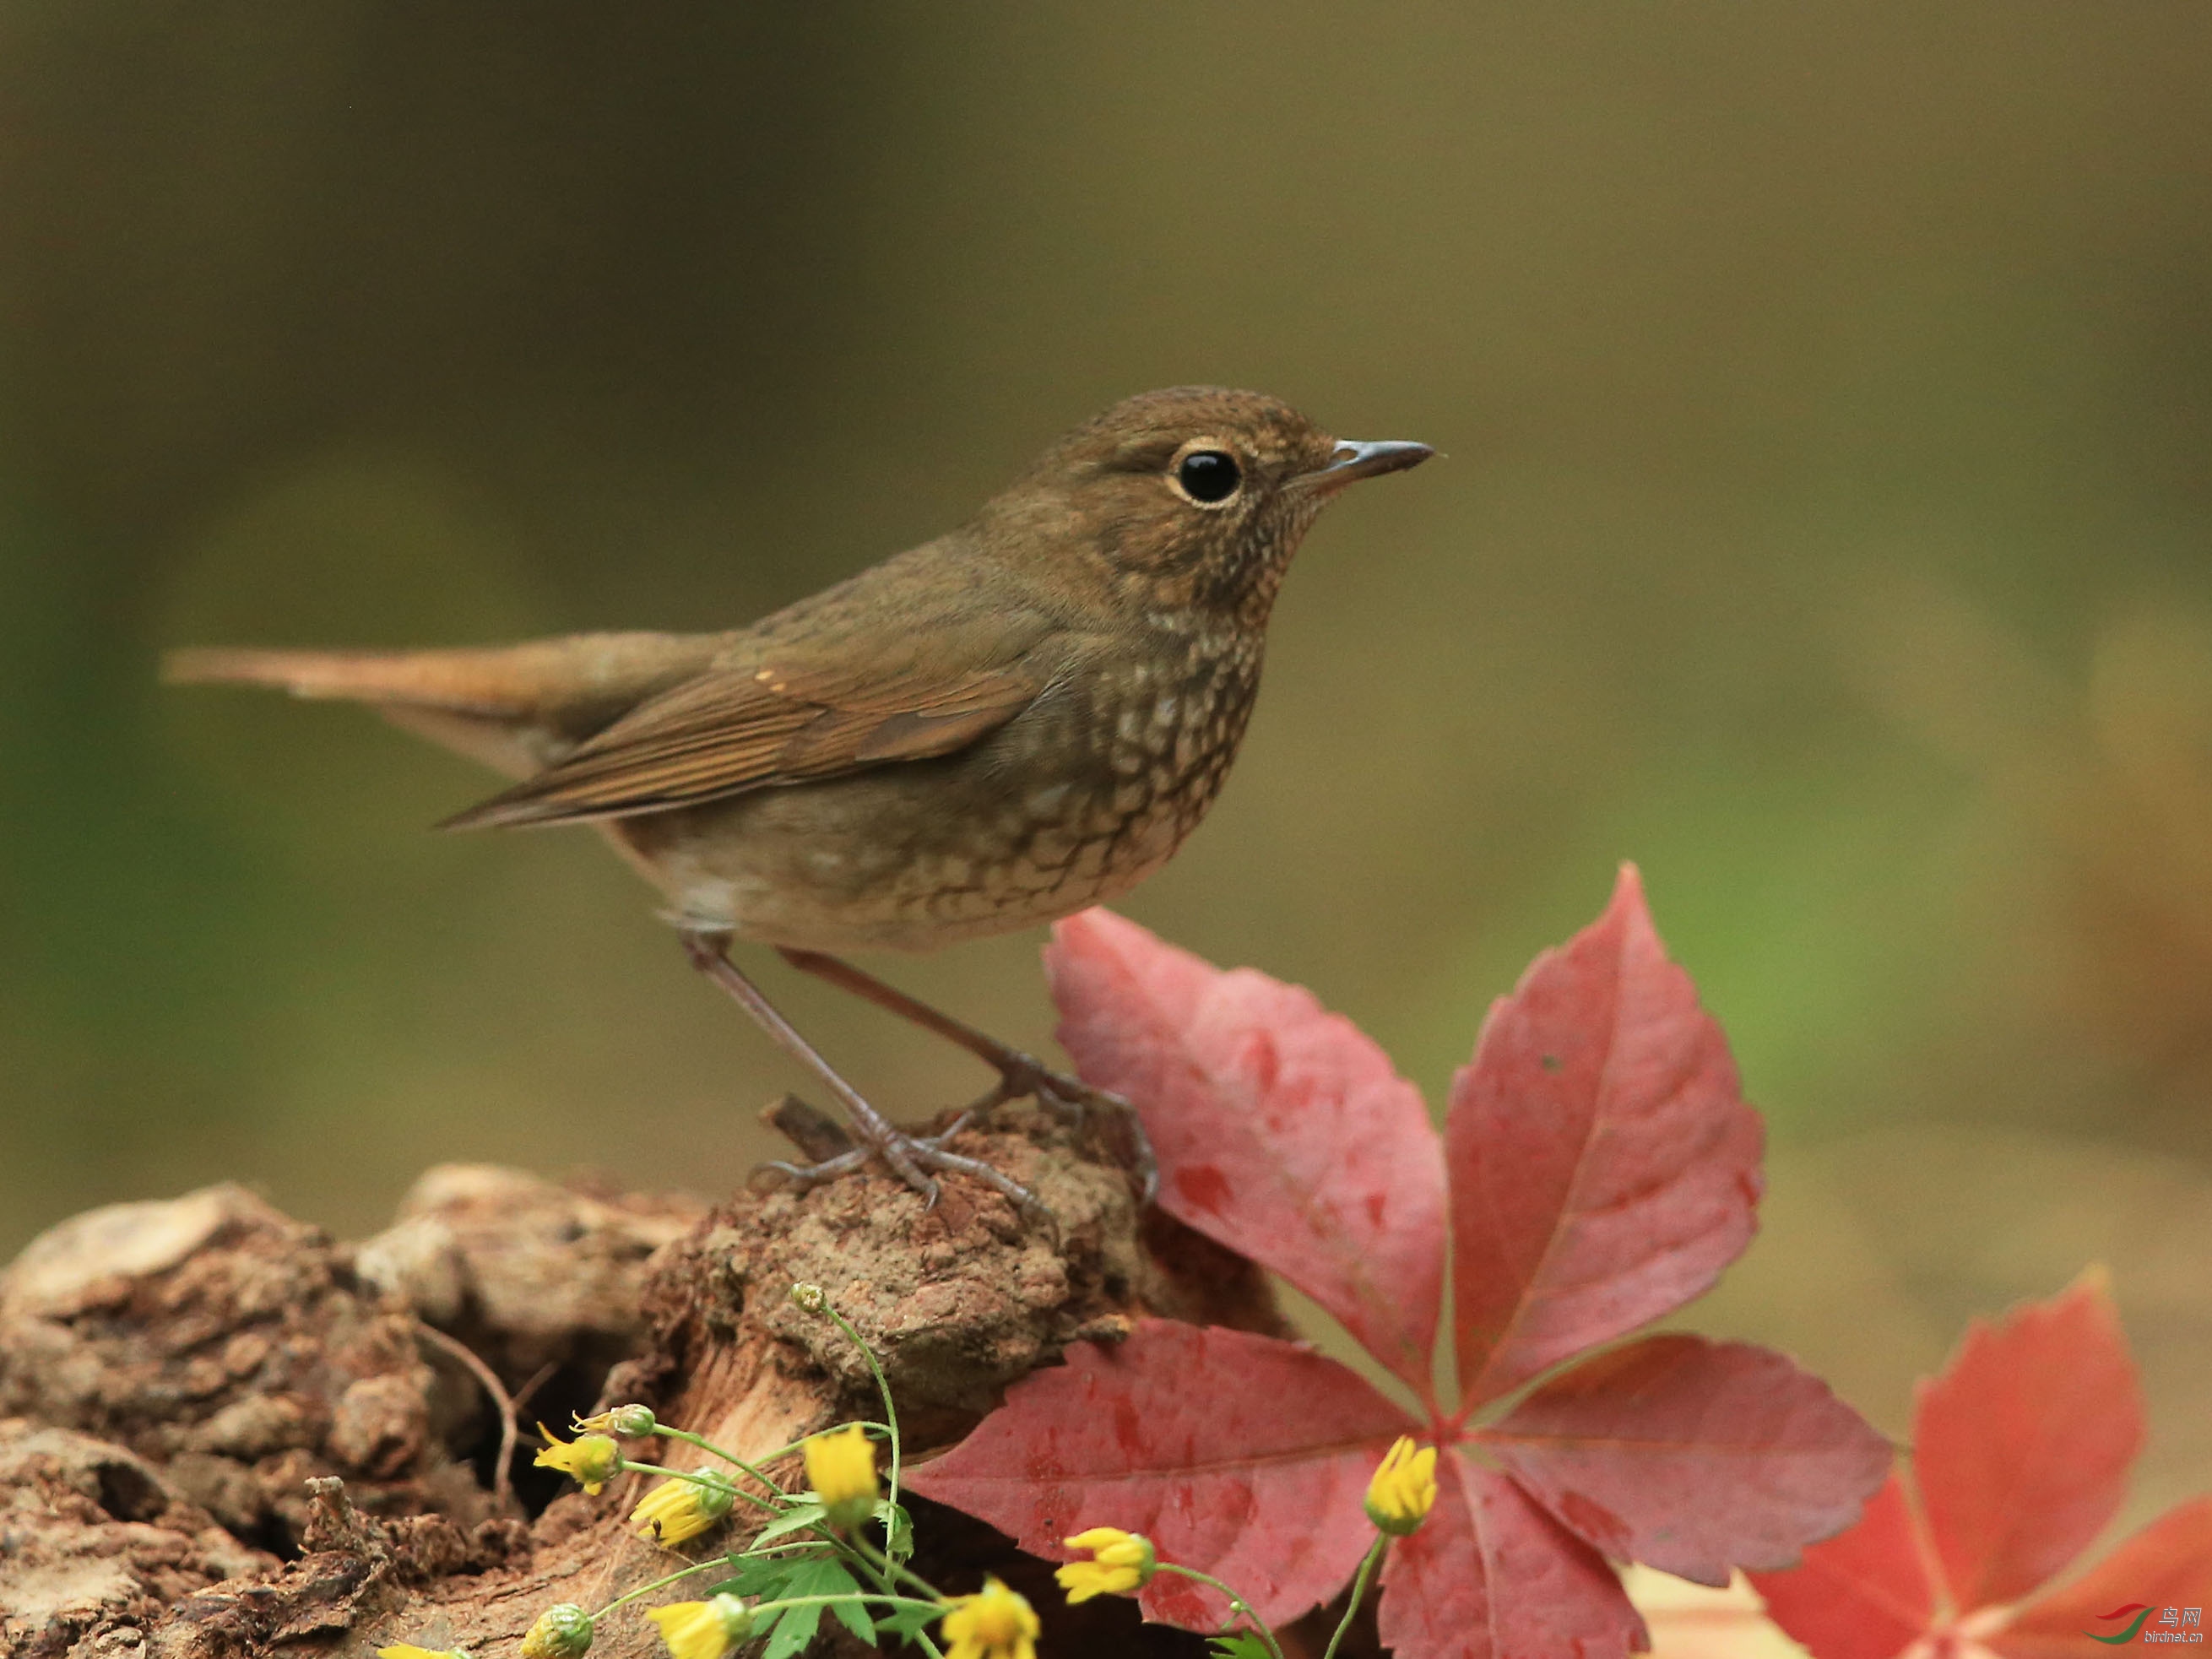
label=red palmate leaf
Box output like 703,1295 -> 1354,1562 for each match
1914,1267 -> 2145,1611
1448,865 -> 1764,1406
1992,1498 -> 2212,1657
1047,908 -> 1447,1397
917,883 -> 1889,1656
1754,1276 -> 2204,1659
1375,1451 -> 1646,1659
903,1320 -> 1416,1629
1747,1473 -> 1933,1659
1480,1334 -> 1893,1586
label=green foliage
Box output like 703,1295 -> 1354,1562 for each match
873,1600 -> 941,1650
877,1500 -> 914,1566
756,1554 -> 871,1659
748,1501 -> 830,1548
706,1543 -> 833,1602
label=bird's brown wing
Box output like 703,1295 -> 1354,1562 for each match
437,625 -> 1052,829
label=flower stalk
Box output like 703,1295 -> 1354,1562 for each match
1153,1564 -> 1288,1659
1320,1537 -> 1388,1659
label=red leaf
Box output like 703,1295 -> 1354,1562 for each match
1047,908 -> 1448,1397
1448,865 -> 1763,1406
1748,1473 -> 1935,1659
1480,1335 -> 1893,1586
903,1320 -> 1416,1629
1914,1268 -> 2145,1611
1992,1499 -> 2212,1657
1376,1450 -> 1646,1659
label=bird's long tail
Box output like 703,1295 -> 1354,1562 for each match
163,634 -> 728,784
163,645 -> 555,713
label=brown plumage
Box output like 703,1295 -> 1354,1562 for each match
169,387 -> 1433,1206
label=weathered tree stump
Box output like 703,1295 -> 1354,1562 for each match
0,1106 -> 1289,1659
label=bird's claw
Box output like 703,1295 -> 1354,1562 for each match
762,1113 -> 1052,1224
989,1054 -> 1159,1206
761,1147 -> 870,1186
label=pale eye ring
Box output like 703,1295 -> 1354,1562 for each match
1170,447 -> 1242,507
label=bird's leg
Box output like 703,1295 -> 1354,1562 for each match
679,931 -> 1047,1218
776,947 -> 1158,1202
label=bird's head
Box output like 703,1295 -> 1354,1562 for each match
976,386 -> 1434,624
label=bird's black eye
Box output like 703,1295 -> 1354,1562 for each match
1174,449 -> 1241,505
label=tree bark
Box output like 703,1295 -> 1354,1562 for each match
0,1107 -> 1288,1659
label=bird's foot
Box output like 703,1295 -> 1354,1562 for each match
768,947 -> 1159,1205
686,935 -> 1052,1223
979,1054 -> 1158,1204
760,1108 -> 1051,1223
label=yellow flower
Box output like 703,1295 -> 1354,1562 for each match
1364,1435 -> 1438,1537
377,1646 -> 467,1659
645,1594 -> 753,1659
941,1577 -> 1039,1659
533,1422 -> 621,1494
803,1422 -> 880,1530
628,1467 -> 737,1548
1054,1527 -> 1157,1602
518,1605 -> 594,1659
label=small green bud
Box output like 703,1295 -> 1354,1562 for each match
520,1604 -> 594,1659
692,1470 -> 737,1520
708,1596 -> 753,1645
789,1282 -> 828,1313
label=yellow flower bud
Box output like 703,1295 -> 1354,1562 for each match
628,1467 -> 737,1548
644,1594 -> 753,1659
940,1577 -> 1039,1659
377,1645 -> 468,1659
532,1423 -> 622,1494
1054,1527 -> 1157,1602
571,1404 -> 657,1438
802,1422 -> 880,1531
518,1605 -> 594,1659
1364,1435 -> 1438,1537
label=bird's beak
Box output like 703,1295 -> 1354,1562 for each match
1295,439 -> 1438,493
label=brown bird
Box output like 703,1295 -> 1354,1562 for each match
167,387 -> 1433,1211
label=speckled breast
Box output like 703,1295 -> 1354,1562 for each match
614,632 -> 1266,952
925,636 -> 1265,935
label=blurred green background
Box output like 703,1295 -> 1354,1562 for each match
4,3 -> 2209,1512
